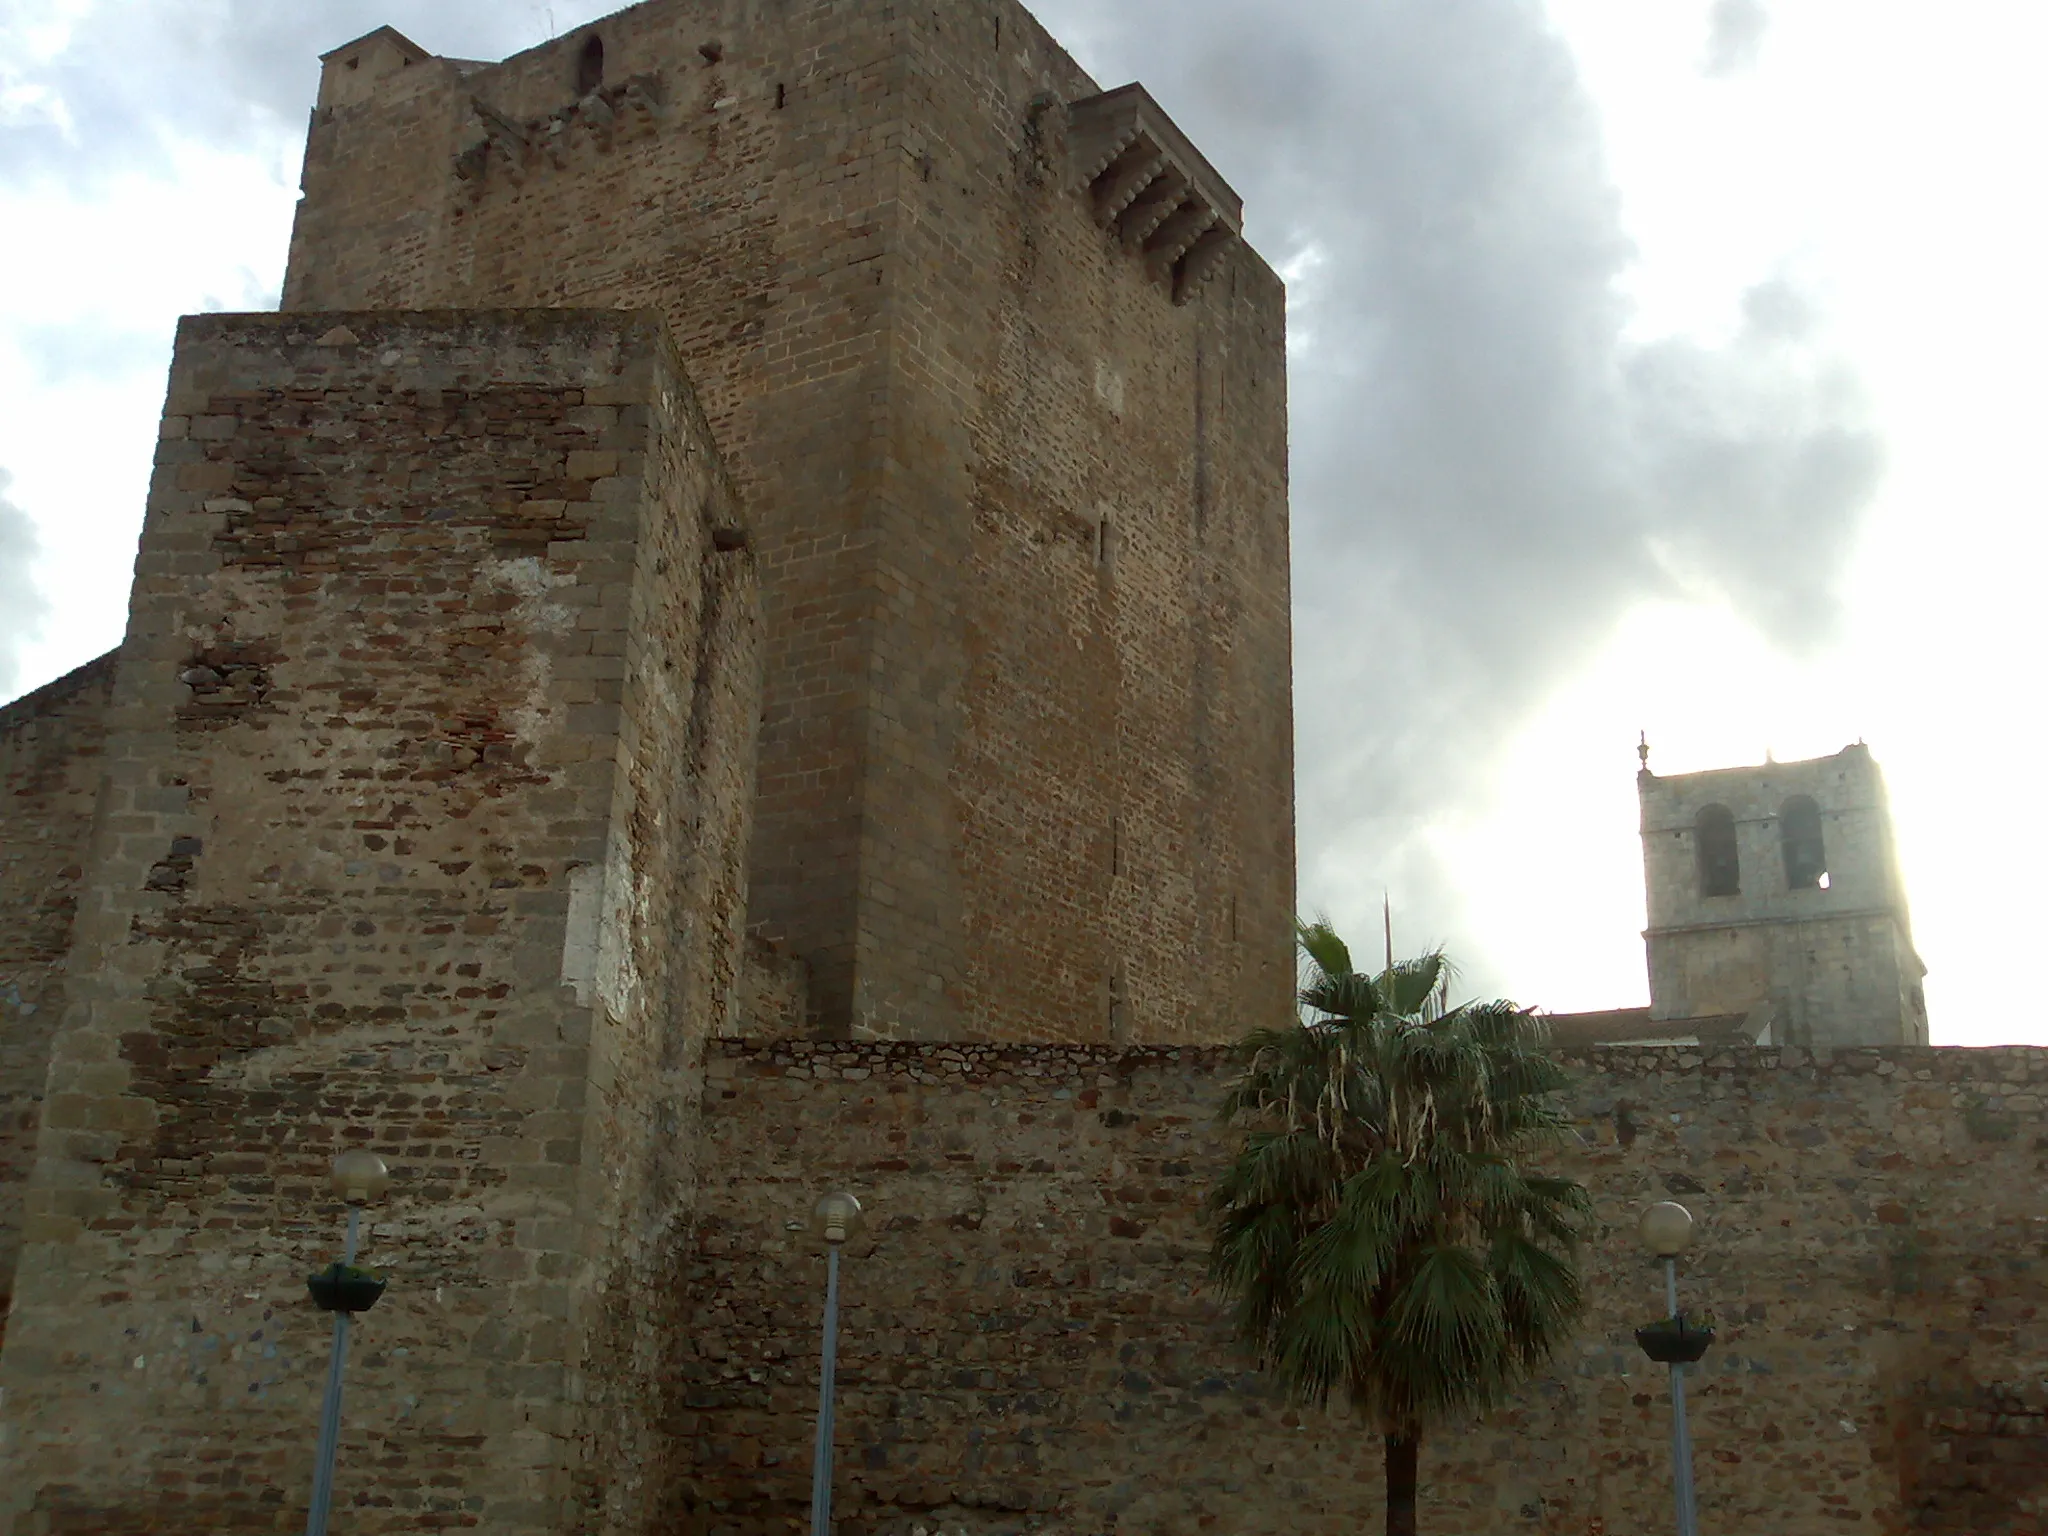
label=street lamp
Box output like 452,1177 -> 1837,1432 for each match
808,1191 -> 863,1536
303,1149 -> 391,1536
1634,1201 -> 1710,1536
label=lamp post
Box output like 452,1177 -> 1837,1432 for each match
1636,1200 -> 1707,1536
304,1149 -> 391,1536
808,1191 -> 863,1536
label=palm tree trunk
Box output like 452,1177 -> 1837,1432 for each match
1384,1428 -> 1420,1536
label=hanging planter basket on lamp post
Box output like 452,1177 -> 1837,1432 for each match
307,1262 -> 387,1314
1635,1313 -> 1715,1365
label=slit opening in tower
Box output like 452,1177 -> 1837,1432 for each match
1694,803 -> 1739,897
1781,795 -> 1827,890
576,35 -> 605,96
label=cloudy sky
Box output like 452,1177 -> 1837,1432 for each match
2,1 -> 2042,1043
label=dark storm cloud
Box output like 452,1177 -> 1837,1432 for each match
1704,0 -> 1771,78
0,471 -> 47,696
1036,0 -> 1877,962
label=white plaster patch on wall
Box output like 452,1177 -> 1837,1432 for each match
562,862 -> 603,1006
595,824 -> 640,1025
565,842 -> 641,1024
489,554 -> 576,621
487,554 -> 576,750
1094,359 -> 1124,417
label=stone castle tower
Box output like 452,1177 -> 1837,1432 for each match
1639,743 -> 1927,1047
287,3 -> 1295,1043
0,1 -> 1293,1528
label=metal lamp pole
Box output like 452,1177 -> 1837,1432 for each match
808,1191 -> 863,1536
306,1150 -> 391,1536
1639,1201 -> 1702,1536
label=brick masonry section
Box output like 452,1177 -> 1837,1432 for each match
0,310 -> 760,1536
0,654 -> 118,1349
680,1041 -> 2048,1536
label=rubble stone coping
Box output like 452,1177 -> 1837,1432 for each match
709,1038 -> 2048,1088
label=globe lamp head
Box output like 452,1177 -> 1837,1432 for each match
331,1149 -> 391,1205
1638,1200 -> 1694,1258
811,1191 -> 863,1245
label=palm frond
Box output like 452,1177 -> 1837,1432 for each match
1376,950 -> 1448,1017
1295,916 -> 1353,985
1208,920 -> 1592,1440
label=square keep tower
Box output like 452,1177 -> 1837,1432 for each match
282,0 -> 1296,1044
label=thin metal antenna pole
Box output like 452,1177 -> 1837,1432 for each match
810,1242 -> 843,1536
305,1206 -> 360,1536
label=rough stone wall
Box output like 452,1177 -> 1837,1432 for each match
737,933 -> 812,1038
1640,747 -> 1925,1047
1647,913 -> 1917,1048
571,317 -> 761,1533
279,0 -> 1295,1044
286,0 -> 901,1034
0,310 -> 758,1536
878,8 -> 1293,1043
677,1041 -> 2048,1535
0,653 -> 117,1346
1898,1375 -> 2048,1535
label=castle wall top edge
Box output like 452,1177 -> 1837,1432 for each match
707,1037 -> 2043,1077
1640,740 -> 1877,788
0,648 -> 117,725
306,0 -> 1270,261
170,306 -> 691,370
176,306 -> 671,332
318,24 -> 431,65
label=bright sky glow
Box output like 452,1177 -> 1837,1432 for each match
2,1 -> 2043,1043
1451,1 -> 2048,1040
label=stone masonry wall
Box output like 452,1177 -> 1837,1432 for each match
279,0 -> 1296,1045
676,1041 -> 2048,1535
1646,913 -> 1918,1051
0,309 -> 759,1536
284,0 -> 913,1034
872,7 -> 1294,1043
0,653 -> 117,1347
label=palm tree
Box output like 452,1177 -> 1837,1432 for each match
1209,920 -> 1591,1536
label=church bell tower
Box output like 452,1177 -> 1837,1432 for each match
1638,742 -> 1927,1047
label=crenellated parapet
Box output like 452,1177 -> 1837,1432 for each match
1069,83 -> 1243,304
